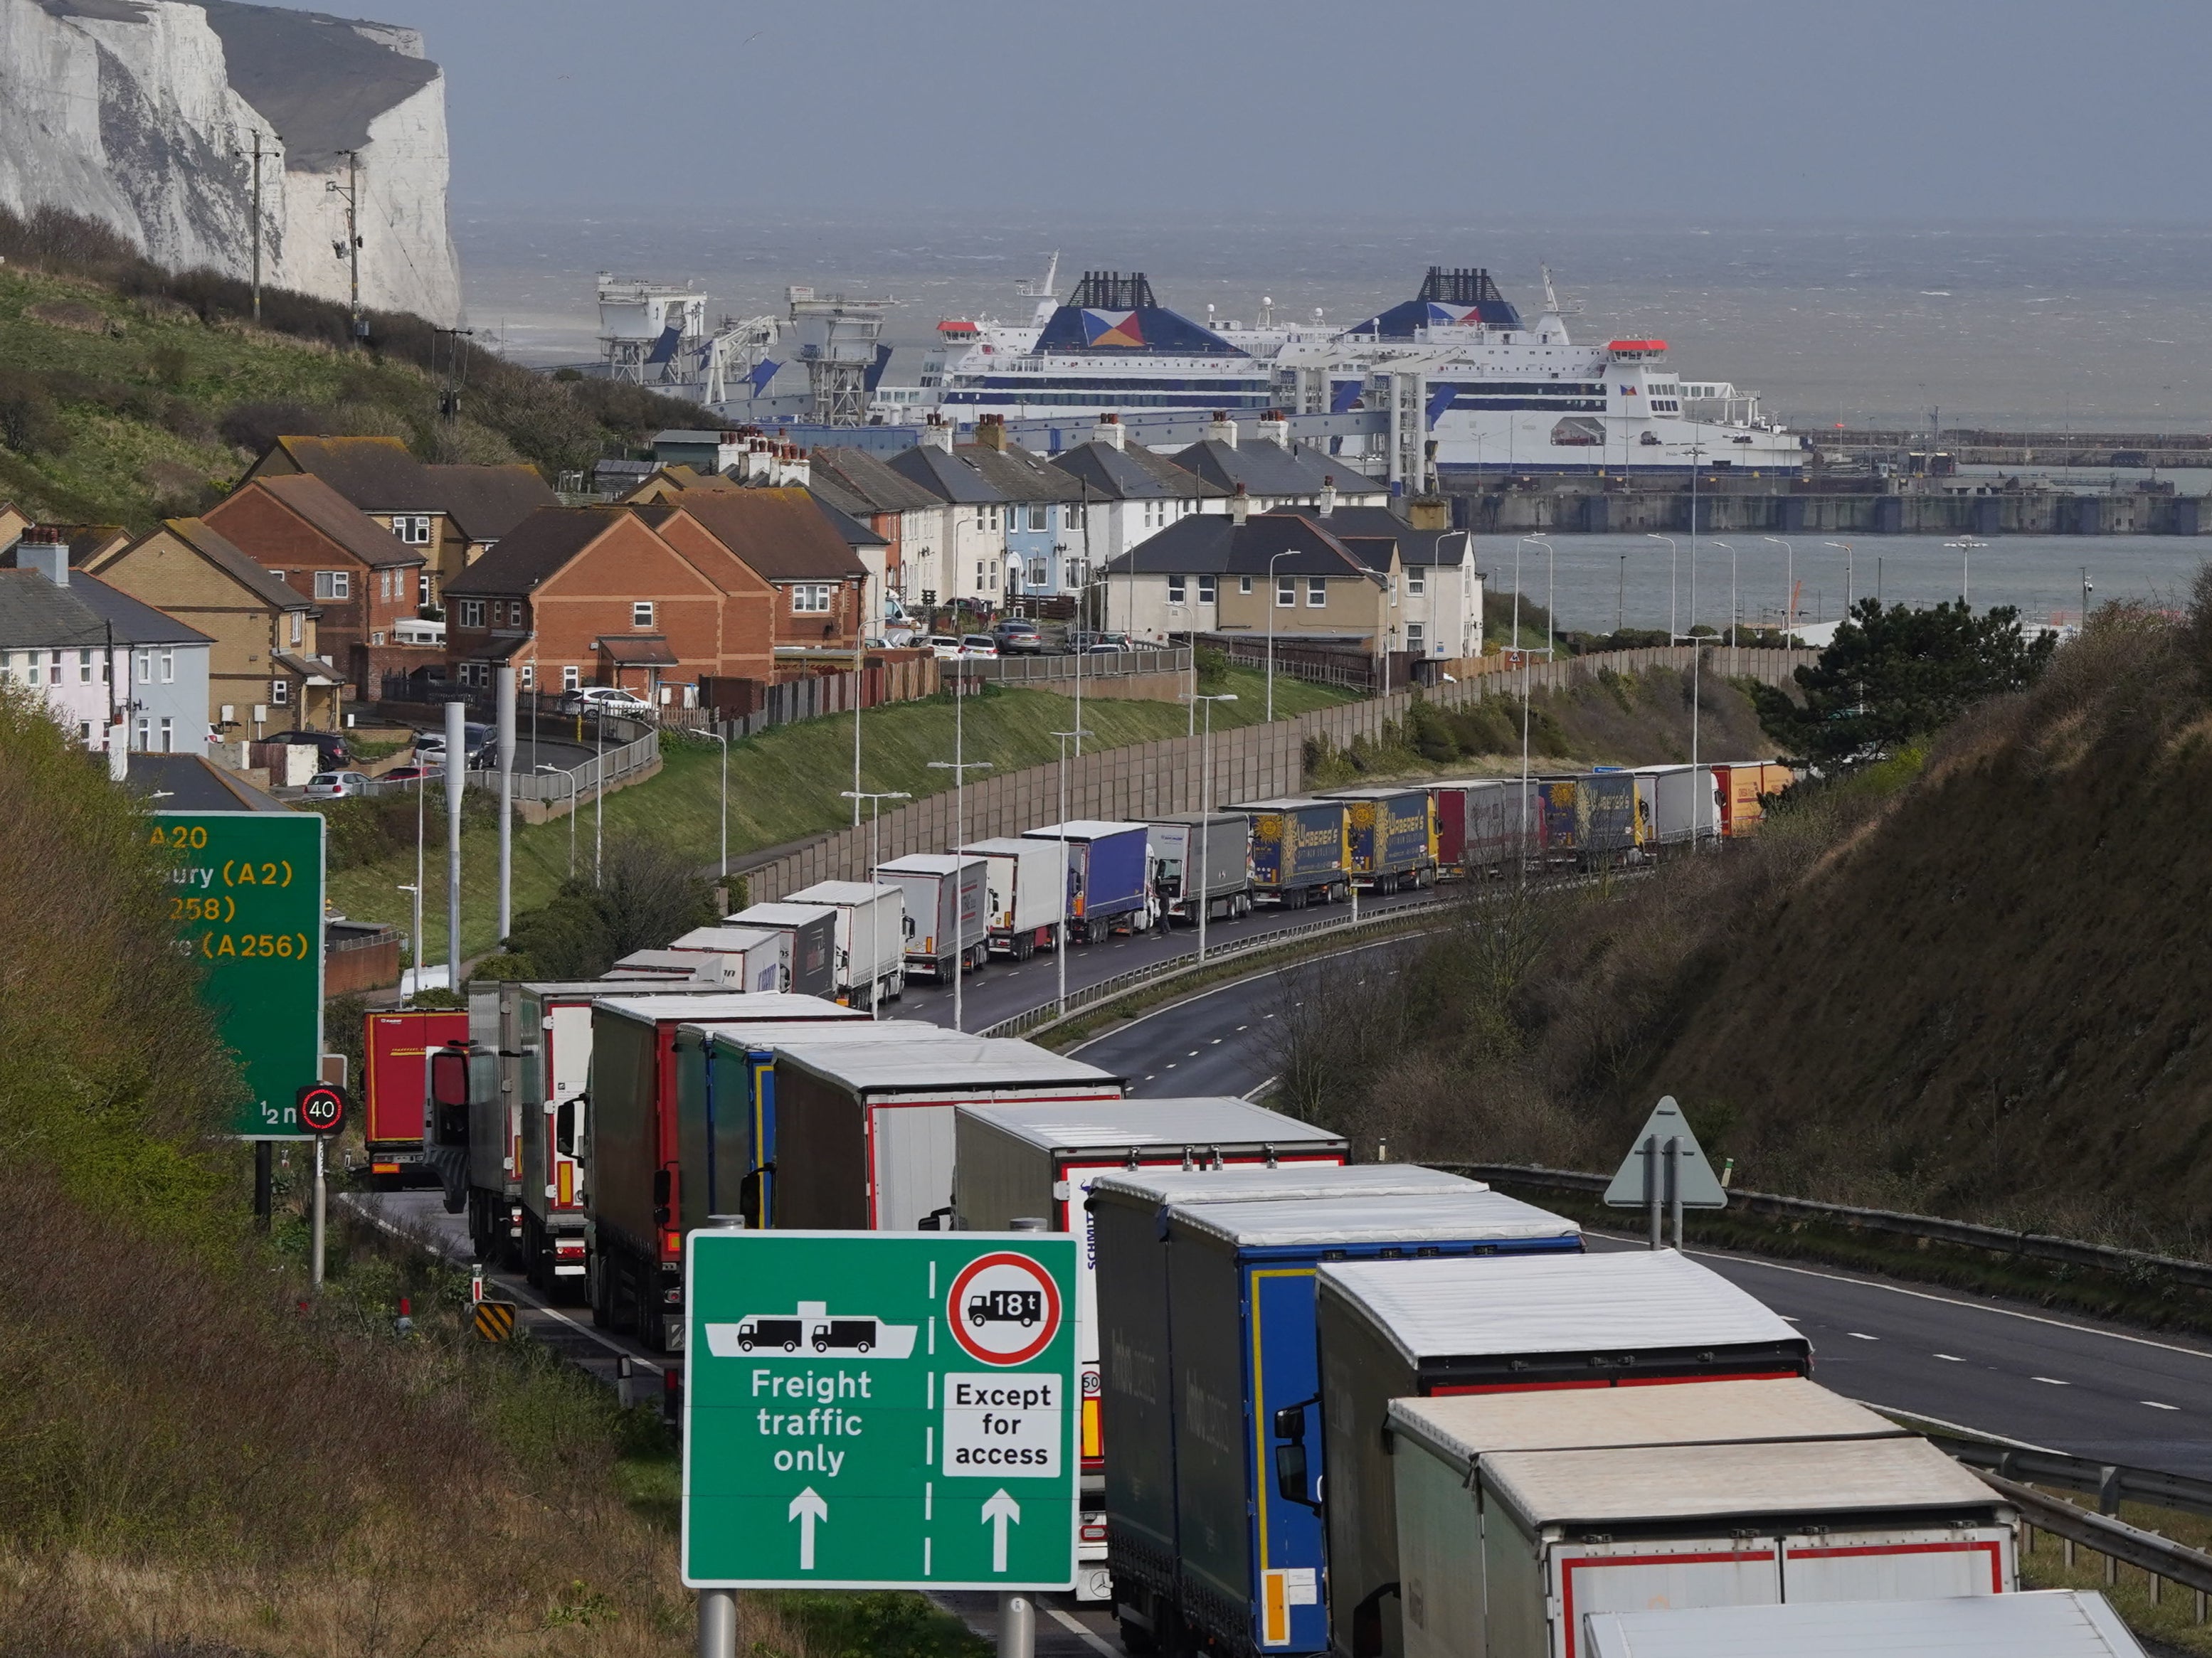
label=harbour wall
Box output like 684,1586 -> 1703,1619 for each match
1451,485 -> 2204,537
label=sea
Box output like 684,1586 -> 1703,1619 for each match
450,209 -> 2212,632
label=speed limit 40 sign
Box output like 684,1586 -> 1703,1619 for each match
295,1083 -> 346,1136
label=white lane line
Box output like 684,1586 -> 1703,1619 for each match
1848,1332 -> 1878,1341
2144,1401 -> 2181,1411
1935,1354 -> 1964,1362
2032,1376 -> 2071,1386
1164,1063 -> 1177,1069
1187,1051 -> 1199,1057
1676,1248 -> 2212,1364
1210,1038 -> 1222,1045
1236,1024 -> 1249,1032
1046,1606 -> 1120,1658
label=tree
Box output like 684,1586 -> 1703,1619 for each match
1752,597 -> 2055,765
502,835 -> 716,979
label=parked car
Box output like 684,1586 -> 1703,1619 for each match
264,729 -> 349,766
992,620 -> 1045,655
379,763 -> 443,785
413,723 -> 490,755
558,686 -> 655,716
927,635 -> 967,659
960,634 -> 1000,659
302,771 -> 371,799
1067,631 -> 1132,654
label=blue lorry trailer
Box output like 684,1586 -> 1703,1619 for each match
1022,820 -> 1154,942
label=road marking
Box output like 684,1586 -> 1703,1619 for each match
1210,1038 -> 1222,1045
1236,1024 -> 1249,1032
2144,1401 -> 2181,1411
1046,1607 -> 1120,1658
1187,1051 -> 1198,1058
1165,1063 -> 1176,1069
1848,1332 -> 1878,1341
2032,1376 -> 2070,1386
1935,1354 -> 1964,1362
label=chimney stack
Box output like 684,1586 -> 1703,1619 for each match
1093,413 -> 1126,452
16,526 -> 67,586
1408,496 -> 1450,531
1205,411 -> 1239,450
1256,410 -> 1290,448
1230,483 -> 1249,527
1319,476 -> 1338,519
921,415 -> 955,454
975,413 -> 1009,453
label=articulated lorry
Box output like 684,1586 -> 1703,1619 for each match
360,1007 -> 467,1187
1237,797 -> 1350,908
872,853 -> 988,980
1020,821 -> 1153,942
1321,786 -> 1438,892
1145,812 -> 1253,925
961,836 -> 1069,958
784,880 -> 909,1008
726,902 -> 838,997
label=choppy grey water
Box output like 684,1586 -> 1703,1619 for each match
452,209 -> 2212,627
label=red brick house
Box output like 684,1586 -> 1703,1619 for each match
630,503 -> 778,681
652,487 -> 869,652
201,474 -> 426,697
441,508 -> 723,703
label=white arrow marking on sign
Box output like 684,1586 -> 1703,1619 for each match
789,1487 -> 828,1570
981,1488 -> 1022,1572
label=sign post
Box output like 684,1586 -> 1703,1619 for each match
296,1083 -> 346,1290
1604,1095 -> 1727,1250
682,1228 -> 1079,1620
152,812 -> 326,1139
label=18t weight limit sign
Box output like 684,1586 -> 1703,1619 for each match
682,1231 -> 1079,1591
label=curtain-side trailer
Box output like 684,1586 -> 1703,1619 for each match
953,1099 -> 1348,1603
1316,1251 -> 1811,1658
1320,787 -> 1439,891
1630,765 -> 1720,850
1020,821 -> 1154,942
726,903 -> 839,996
665,924 -> 792,992
1390,1393 -> 2016,1658
961,836 -> 1069,958
1146,813 -> 1254,924
1089,1169 -> 1580,1658
872,853 -> 988,981
583,992 -> 864,1350
1237,797 -> 1350,908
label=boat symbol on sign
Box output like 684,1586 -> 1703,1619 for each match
706,1300 -> 918,1360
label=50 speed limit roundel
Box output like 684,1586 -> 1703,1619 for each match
948,1250 -> 1063,1366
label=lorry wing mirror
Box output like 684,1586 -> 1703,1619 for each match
1272,1403 -> 1306,1442
429,1046 -> 472,1107
1274,1440 -> 1309,1505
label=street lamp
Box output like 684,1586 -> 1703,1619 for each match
396,881 -> 420,1001
1824,541 -> 1855,620
1762,536 -> 1794,643
926,674 -> 991,1033
1050,727 -> 1090,1016
1709,541 -> 1735,671
1616,553 -> 1626,636
1517,536 -> 1554,659
841,789 -> 911,1018
1168,600 -> 1195,734
1186,694 -> 1237,963
1266,549 -> 1295,722
593,708 -> 605,888
700,723 -> 729,883
2080,567 -> 2094,630
1646,533 -> 1678,641
536,762 -> 577,879
1942,537 -> 1986,608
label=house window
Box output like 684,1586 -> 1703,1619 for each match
519,664 -> 534,689
290,610 -> 304,647
136,717 -> 149,749
562,665 -> 581,691
974,507 -> 988,530
158,717 -> 174,753
0,652 -> 13,682
1307,578 -> 1327,607
371,631 -> 386,646
633,600 -> 655,627
159,647 -> 174,684
393,515 -> 433,545
1408,568 -> 1426,595
1240,575 -> 1254,595
1198,575 -> 1216,604
135,651 -> 150,683
1028,560 -> 1048,588
1407,621 -> 1426,652
314,570 -> 350,601
792,584 -> 832,614
78,649 -> 93,684
24,653 -> 40,688
1167,575 -> 1186,605
270,678 -> 288,706
457,600 -> 485,628
510,601 -> 526,627
1277,577 -> 1296,608
1028,504 -> 1049,531
419,574 -> 433,605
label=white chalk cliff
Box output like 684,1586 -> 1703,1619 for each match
0,0 -> 462,324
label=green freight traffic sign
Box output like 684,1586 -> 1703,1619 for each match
682,1230 -> 1079,1590
154,811 -> 324,1139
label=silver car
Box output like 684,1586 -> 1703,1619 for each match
303,770 -> 371,799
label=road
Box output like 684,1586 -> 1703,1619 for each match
1073,942 -> 2212,1477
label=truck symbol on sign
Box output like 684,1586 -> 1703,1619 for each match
968,1288 -> 1044,1329
705,1300 -> 918,1360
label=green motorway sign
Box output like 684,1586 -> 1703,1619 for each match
153,811 -> 324,1139
682,1230 -> 1079,1591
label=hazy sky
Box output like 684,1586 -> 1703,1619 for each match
313,0 -> 2212,223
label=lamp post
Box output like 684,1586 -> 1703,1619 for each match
926,674 -> 991,1033
593,708 -> 605,888
840,789 -> 911,1018
1050,727 -> 1090,1017
1709,541 -> 1735,672
1943,537 -> 1986,608
536,762 -> 577,879
1266,549 -> 1294,721
1824,541 -> 1854,620
1187,694 -> 1237,963
1168,600 -> 1195,734
2080,567 -> 2094,630
1616,553 -> 1626,636
700,723 -> 729,885
1762,536 -> 1794,643
1646,533 -> 1677,641
397,881 -> 420,1001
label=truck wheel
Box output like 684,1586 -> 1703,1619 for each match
1119,1620 -> 1159,1657
588,1258 -> 612,1329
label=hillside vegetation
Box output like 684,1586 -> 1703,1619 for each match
1280,595 -> 2212,1254
0,688 -> 796,1656
0,206 -> 695,530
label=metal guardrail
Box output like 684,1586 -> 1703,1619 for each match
981,893 -> 1450,1042
465,729 -> 659,804
1980,1471 -> 2212,1617
1925,1435 -> 2212,1526
1449,1162 -> 2212,1292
